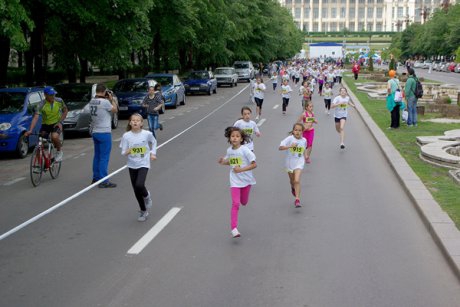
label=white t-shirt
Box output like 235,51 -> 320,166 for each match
224,145 -> 256,188
280,135 -> 307,172
233,119 -> 260,151
120,130 -> 157,169
323,88 -> 333,99
281,84 -> 292,98
332,95 -> 351,118
87,98 -> 113,133
253,83 -> 266,99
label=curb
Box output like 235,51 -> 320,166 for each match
342,81 -> 460,281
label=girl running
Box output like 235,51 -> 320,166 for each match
331,88 -> 356,149
317,74 -> 324,96
120,113 -> 157,222
218,127 -> 257,238
297,101 -> 317,163
253,76 -> 266,120
280,79 -> 293,115
323,82 -> 333,114
298,80 -> 311,109
279,123 -> 308,208
271,72 -> 278,91
233,107 -> 261,151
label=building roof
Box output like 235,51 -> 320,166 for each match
310,42 -> 343,47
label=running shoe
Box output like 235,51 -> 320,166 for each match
231,228 -> 241,238
340,144 -> 345,149
159,124 -> 163,131
138,210 -> 149,222
255,115 -> 259,121
144,191 -> 152,209
55,150 -> 63,162
282,111 -> 286,115
294,199 -> 302,208
98,181 -> 117,188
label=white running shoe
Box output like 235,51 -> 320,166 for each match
231,228 -> 241,238
144,191 -> 152,209
255,115 -> 259,121
138,210 -> 149,222
55,150 -> 63,162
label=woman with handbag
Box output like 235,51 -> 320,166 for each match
386,70 -> 404,129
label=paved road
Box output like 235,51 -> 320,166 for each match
1,80 -> 460,306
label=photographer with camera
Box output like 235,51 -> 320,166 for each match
88,84 -> 118,188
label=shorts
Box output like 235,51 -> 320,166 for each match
40,123 -> 62,136
302,129 -> 315,148
334,117 -> 347,123
285,158 -> 305,173
254,97 -> 264,107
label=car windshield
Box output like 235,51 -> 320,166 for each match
54,85 -> 92,102
234,63 -> 249,69
215,69 -> 233,75
113,80 -> 149,92
0,92 -> 26,114
189,72 -> 208,79
152,76 -> 173,86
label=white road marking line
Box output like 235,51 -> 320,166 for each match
177,113 -> 184,116
0,84 -> 250,241
257,118 -> 266,127
114,137 -> 122,142
3,177 -> 26,186
159,121 -> 165,124
167,116 -> 175,120
273,104 -> 279,109
127,207 -> 182,255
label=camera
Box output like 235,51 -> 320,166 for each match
105,90 -> 113,98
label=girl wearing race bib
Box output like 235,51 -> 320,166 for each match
233,107 -> 261,152
323,83 -> 333,115
253,76 -> 266,120
218,127 -> 257,238
279,123 -> 308,208
298,80 -> 311,109
297,101 -> 317,164
120,114 -> 157,222
331,88 -> 356,149
280,79 -> 293,115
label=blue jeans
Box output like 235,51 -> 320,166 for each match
407,96 -> 418,126
92,133 -> 112,182
147,113 -> 159,138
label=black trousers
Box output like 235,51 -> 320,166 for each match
354,73 -> 358,80
129,167 -> 149,211
390,106 -> 400,128
282,98 -> 289,112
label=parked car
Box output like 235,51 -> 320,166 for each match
447,62 -> 457,72
214,67 -> 238,87
183,71 -> 217,95
413,61 -> 423,68
0,87 -> 44,158
233,61 -> 255,82
56,83 -> 119,134
455,63 -> 460,73
439,62 -> 449,72
145,73 -> 185,109
422,60 -> 432,69
113,78 -> 156,117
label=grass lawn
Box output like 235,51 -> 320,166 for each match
343,75 -> 460,229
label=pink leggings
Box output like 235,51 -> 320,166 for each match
302,129 -> 315,148
230,185 -> 252,229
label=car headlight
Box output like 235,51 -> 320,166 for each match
165,89 -> 174,96
67,110 -> 82,118
0,123 -> 12,130
132,99 -> 143,105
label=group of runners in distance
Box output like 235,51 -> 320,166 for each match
220,59 -> 356,238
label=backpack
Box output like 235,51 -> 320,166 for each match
412,77 -> 423,98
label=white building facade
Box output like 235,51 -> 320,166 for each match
278,0 -> 454,32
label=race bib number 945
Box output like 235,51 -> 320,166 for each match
229,157 -> 243,166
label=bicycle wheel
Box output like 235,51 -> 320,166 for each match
49,147 -> 61,179
30,146 -> 43,187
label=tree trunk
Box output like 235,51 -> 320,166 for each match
178,47 -> 187,74
32,14 -> 46,85
18,51 -> 23,68
24,49 -> 34,86
0,36 -> 10,87
153,32 -> 161,72
79,56 -> 88,83
67,63 -> 77,83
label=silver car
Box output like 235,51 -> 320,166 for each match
214,67 -> 238,87
233,61 -> 255,82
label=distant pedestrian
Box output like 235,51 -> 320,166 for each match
218,127 -> 257,238
253,76 -> 266,120
323,83 -> 333,114
386,70 -> 403,129
271,72 -> 278,91
233,107 -> 261,152
352,62 -> 360,80
280,79 -> 293,115
120,113 -> 157,222
404,67 -> 419,127
142,84 -> 164,139
331,88 -> 356,149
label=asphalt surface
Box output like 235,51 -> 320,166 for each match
1,78 -> 460,307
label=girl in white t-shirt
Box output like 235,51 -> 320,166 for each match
331,88 -> 356,149
279,123 -> 308,208
218,127 -> 257,238
253,76 -> 266,120
120,113 -> 157,222
233,107 -> 261,151
280,79 -> 293,115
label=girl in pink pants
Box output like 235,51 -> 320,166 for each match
297,101 -> 317,163
218,127 -> 257,238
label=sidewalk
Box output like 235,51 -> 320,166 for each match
342,81 -> 460,281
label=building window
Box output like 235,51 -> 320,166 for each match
367,22 -> 373,31
313,8 -> 319,18
322,22 -> 327,31
313,22 -> 319,32
331,8 -> 337,17
341,7 -> 346,18
322,8 -> 328,18
376,8 -> 383,18
304,22 -> 310,31
397,7 -> 404,18
304,7 -> 310,17
359,0 -> 366,3
295,8 -> 301,18
295,0 -> 302,3
358,22 -> 365,31
349,8 -> 355,18
349,22 -> 355,31
367,7 -> 373,17
376,22 -> 382,31
285,0 -> 292,4
358,8 -> 365,18
331,23 -> 337,31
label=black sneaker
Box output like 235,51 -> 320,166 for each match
159,124 -> 163,131
340,144 -> 345,149
98,181 -> 117,188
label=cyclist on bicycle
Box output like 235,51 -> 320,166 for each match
25,86 -> 68,161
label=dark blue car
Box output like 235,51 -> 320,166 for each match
145,73 -> 186,109
0,87 -> 44,158
183,71 -> 217,95
112,78 -> 156,117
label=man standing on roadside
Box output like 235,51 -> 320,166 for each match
88,84 -> 118,187
404,68 -> 418,127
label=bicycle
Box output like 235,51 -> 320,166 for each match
30,134 -> 62,187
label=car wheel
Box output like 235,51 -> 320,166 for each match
234,80 -> 238,87
172,95 -> 178,109
180,94 -> 186,105
111,112 -> 119,129
230,82 -> 233,88
16,133 -> 29,159
213,87 -> 217,94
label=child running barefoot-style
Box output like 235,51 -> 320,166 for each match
297,101 -> 317,163
279,123 -> 308,208
331,88 -> 356,149
280,79 -> 293,115
218,127 -> 257,238
233,107 -> 261,152
120,113 -> 157,222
